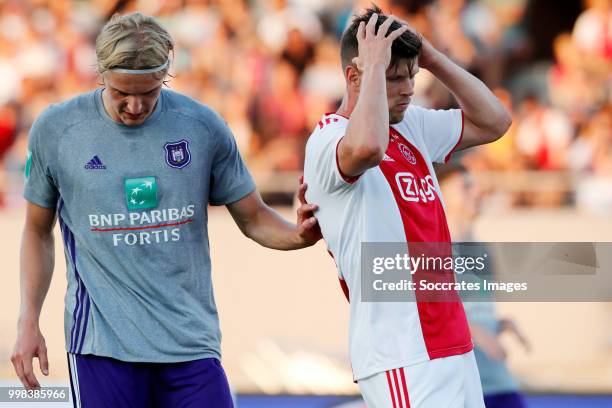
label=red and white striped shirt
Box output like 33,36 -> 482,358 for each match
304,105 -> 472,381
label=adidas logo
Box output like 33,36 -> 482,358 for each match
84,155 -> 106,170
383,154 -> 394,162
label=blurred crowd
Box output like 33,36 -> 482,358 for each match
0,0 -> 610,210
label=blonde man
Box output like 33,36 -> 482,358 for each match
12,12 -> 320,407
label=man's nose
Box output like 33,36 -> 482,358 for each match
126,96 -> 143,114
400,78 -> 415,96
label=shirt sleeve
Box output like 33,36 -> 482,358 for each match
305,122 -> 359,194
208,116 -> 256,206
23,108 -> 60,209
416,106 -> 464,164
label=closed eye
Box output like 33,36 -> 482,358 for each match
388,75 -> 410,82
114,89 -> 157,97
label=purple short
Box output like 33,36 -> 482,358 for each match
484,392 -> 527,408
67,353 -> 233,407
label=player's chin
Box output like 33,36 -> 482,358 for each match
389,111 -> 406,124
389,104 -> 409,124
121,115 -> 146,126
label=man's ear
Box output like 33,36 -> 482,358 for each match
98,72 -> 106,87
346,65 -> 361,91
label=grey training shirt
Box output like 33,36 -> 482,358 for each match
24,88 -> 255,362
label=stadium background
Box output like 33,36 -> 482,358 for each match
0,0 -> 610,406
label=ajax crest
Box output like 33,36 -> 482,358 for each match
164,140 -> 191,169
397,143 -> 417,165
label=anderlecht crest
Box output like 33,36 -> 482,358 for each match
164,140 -> 191,169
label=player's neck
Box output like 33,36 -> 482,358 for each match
336,94 -> 393,126
336,94 -> 355,119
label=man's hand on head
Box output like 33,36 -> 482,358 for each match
390,16 -> 440,71
353,13 -> 409,73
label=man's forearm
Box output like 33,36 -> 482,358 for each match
19,228 -> 55,324
425,49 -> 509,133
345,65 -> 390,156
241,206 -> 305,250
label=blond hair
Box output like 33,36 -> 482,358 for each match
95,12 -> 174,74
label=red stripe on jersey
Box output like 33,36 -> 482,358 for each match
444,110 -> 465,163
327,250 -> 350,302
400,368 -> 411,407
392,369 -> 404,408
91,218 -> 192,232
386,371 -> 397,408
378,127 -> 472,360
324,112 -> 349,119
319,113 -> 345,130
339,278 -> 350,302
